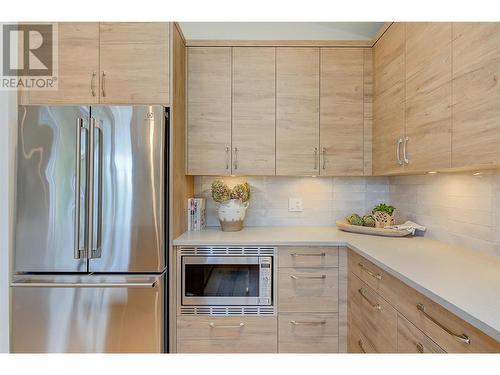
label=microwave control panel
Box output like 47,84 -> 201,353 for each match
258,257 -> 273,305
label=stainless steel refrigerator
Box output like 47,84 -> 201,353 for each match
11,105 -> 168,353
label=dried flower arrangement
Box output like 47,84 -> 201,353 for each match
211,180 -> 251,203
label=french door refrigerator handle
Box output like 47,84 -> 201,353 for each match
74,118 -> 87,259
87,117 -> 96,259
93,123 -> 104,259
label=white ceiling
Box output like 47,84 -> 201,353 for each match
179,22 -> 385,40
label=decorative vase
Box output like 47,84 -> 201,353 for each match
217,199 -> 249,232
373,211 -> 395,228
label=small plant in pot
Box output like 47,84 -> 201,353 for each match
372,203 -> 395,228
211,180 -> 251,232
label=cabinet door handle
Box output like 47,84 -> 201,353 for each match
290,320 -> 326,325
403,137 -> 409,164
291,252 -> 326,257
290,274 -> 326,280
358,288 -> 382,310
416,342 -> 424,353
314,147 -> 318,170
209,322 -> 245,329
322,147 -> 326,170
416,303 -> 470,344
358,339 -> 367,353
101,72 -> 106,98
396,138 -> 403,165
233,147 -> 238,170
358,262 -> 382,280
225,147 -> 230,170
90,72 -> 96,97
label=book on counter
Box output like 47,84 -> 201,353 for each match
187,198 -> 206,231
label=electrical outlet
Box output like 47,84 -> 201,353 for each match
288,198 -> 303,212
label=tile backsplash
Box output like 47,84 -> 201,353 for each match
194,171 -> 500,259
194,176 -> 390,227
389,171 -> 500,258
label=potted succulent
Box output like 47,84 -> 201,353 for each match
211,180 -> 251,232
372,203 -> 396,228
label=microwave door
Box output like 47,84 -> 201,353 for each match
88,106 -> 166,273
182,257 -> 263,306
15,106 -> 90,273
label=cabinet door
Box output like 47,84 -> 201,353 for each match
452,23 -> 500,168
100,23 -> 169,104
232,47 -> 275,175
187,47 -> 232,175
276,48 -> 320,176
405,22 -> 452,173
320,48 -> 364,176
22,23 -> 99,105
373,23 -> 405,175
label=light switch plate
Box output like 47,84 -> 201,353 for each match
288,198 -> 303,212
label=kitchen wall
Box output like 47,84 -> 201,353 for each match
390,171 -> 500,259
194,176 -> 390,227
0,90 -> 16,353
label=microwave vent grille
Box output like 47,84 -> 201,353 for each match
179,306 -> 275,316
179,246 -> 276,256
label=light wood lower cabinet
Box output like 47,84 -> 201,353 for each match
348,249 -> 500,353
177,316 -> 277,353
348,272 -> 398,352
278,313 -> 338,353
277,246 -> 341,353
397,314 -> 444,353
278,268 -> 339,313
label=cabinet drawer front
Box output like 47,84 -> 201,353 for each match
348,317 -> 377,353
396,281 -> 500,353
397,315 -> 445,353
278,313 -> 338,353
348,273 -> 398,352
279,268 -> 339,313
279,247 -> 338,268
348,249 -> 398,305
177,316 -> 277,353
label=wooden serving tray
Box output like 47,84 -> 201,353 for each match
336,219 -> 411,237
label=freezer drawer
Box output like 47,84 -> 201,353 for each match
11,274 -> 165,353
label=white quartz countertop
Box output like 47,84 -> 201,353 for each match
174,226 -> 500,342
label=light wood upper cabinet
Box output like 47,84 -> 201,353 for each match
452,23 -> 500,168
187,47 -> 232,175
276,48 -> 320,176
100,23 -> 169,104
373,22 -> 406,175
405,22 -> 452,173
320,48 -> 365,176
21,22 -> 170,105
21,23 -> 100,105
232,48 -> 276,175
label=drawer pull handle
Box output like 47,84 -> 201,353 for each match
416,342 -> 424,353
358,339 -> 367,353
358,262 -> 382,280
209,322 -> 245,329
358,288 -> 382,310
416,303 -> 470,345
290,274 -> 326,280
291,252 -> 326,257
290,320 -> 326,325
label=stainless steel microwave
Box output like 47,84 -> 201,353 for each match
181,255 -> 273,306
